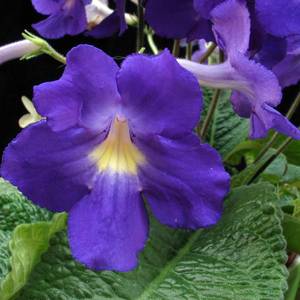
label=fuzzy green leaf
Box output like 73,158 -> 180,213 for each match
0,213 -> 66,300
14,184 -> 288,300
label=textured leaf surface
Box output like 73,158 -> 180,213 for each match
16,184 -> 288,300
286,261 -> 300,300
202,88 -> 249,157
0,178 -> 52,283
0,213 -> 67,300
0,178 -> 51,231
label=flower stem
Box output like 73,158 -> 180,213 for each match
198,89 -> 221,139
199,43 -> 216,63
198,49 -> 223,139
185,43 -> 192,60
172,40 -> 180,57
22,31 -> 66,64
254,91 -> 300,163
248,136 -> 293,184
136,0 -> 145,52
146,29 -> 159,54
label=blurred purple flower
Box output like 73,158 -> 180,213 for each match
1,45 -> 230,271
86,0 -> 127,38
179,0 -> 300,139
31,0 -> 92,39
31,0 -> 127,39
145,0 -> 215,41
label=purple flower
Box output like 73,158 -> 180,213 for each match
255,35 -> 300,89
178,0 -> 300,140
272,36 -> 300,88
255,0 -> 300,38
144,0 -> 215,41
1,45 -> 230,271
87,0 -> 127,38
32,0 -> 92,39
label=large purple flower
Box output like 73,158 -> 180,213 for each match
1,45 -> 230,271
178,0 -> 300,140
32,0 -> 92,38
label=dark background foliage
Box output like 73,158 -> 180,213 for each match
0,1 -> 299,153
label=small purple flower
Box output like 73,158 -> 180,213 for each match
178,0 -> 300,140
1,45 -> 230,271
32,0 -> 92,39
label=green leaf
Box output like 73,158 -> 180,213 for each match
282,214 -> 300,253
285,262 -> 300,300
261,152 -> 288,183
292,200 -> 300,218
231,149 -> 287,188
0,178 -> 51,231
15,184 -> 287,300
0,231 -> 11,282
273,137 -> 300,166
0,179 -> 52,283
202,88 -> 249,157
0,213 -> 67,300
224,140 -> 261,165
282,165 -> 300,187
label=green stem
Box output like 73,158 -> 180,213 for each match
172,40 -> 180,57
146,30 -> 159,55
22,31 -> 66,64
136,0 -> 144,52
198,89 -> 221,139
199,43 -> 216,63
254,91 -> 300,163
44,46 -> 66,64
185,43 -> 192,60
248,137 -> 293,184
197,49 -> 223,139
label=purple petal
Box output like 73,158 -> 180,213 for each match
230,52 -> 282,110
273,37 -> 300,88
1,121 -> 104,212
136,133 -> 230,229
273,55 -> 300,88
145,0 -> 198,39
87,11 -> 121,38
31,0 -> 64,15
34,45 -> 120,132
32,0 -> 89,39
115,0 -> 127,34
87,0 -> 127,38
193,0 -> 224,18
256,0 -> 300,37
255,35 -> 287,69
68,173 -> 148,271
117,50 -> 202,138
187,18 -> 215,42
250,104 -> 300,139
211,0 -> 250,54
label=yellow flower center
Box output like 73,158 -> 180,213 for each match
90,117 -> 146,174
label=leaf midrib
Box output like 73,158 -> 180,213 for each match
137,229 -> 201,300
